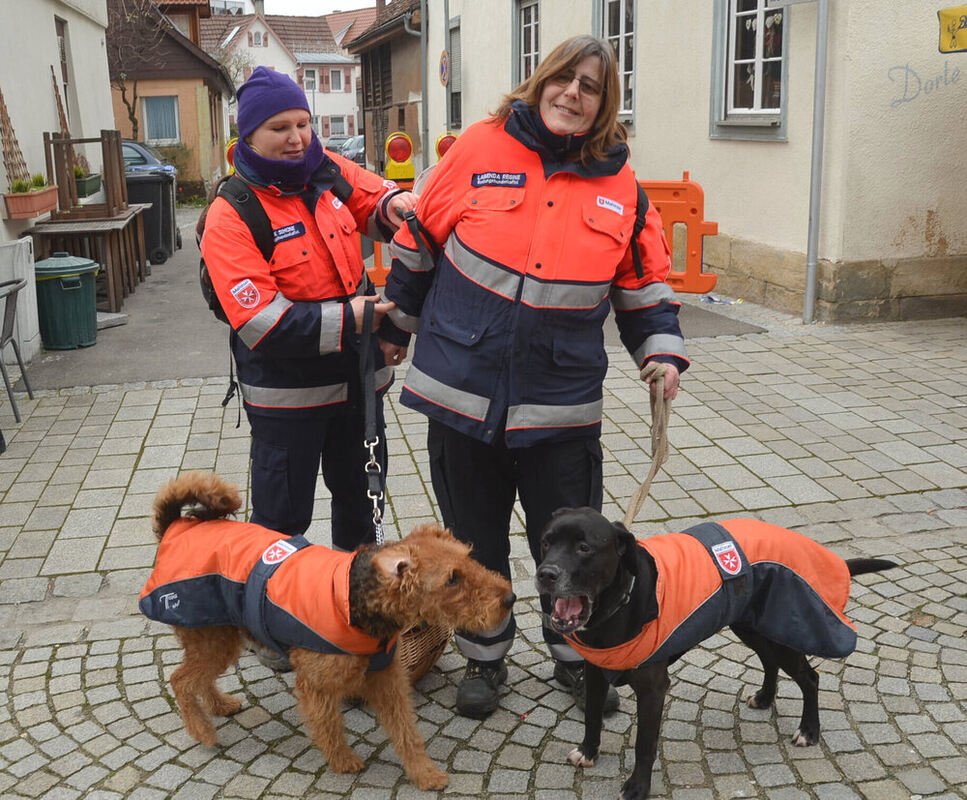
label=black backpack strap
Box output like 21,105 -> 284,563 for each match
630,181 -> 650,280
218,176 -> 275,263
331,171 -> 354,203
402,210 -> 440,271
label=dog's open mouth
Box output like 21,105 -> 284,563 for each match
549,595 -> 592,634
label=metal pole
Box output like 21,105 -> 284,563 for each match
421,0 -> 429,172
802,0 -> 829,324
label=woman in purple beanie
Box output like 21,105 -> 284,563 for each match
200,68 -> 417,669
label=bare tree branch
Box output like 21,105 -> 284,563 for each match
105,0 -> 171,141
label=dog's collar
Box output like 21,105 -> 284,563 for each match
584,570 -> 636,631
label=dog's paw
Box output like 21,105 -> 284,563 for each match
567,747 -> 595,768
791,727 -> 818,747
745,690 -> 773,710
413,766 -> 449,790
329,750 -> 366,773
185,719 -> 218,747
207,693 -> 242,717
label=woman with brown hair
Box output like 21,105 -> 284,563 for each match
380,35 -> 689,718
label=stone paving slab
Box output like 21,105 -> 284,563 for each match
0,303 -> 965,797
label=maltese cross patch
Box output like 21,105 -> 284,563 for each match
231,279 -> 260,309
262,539 -> 298,566
712,541 -> 743,576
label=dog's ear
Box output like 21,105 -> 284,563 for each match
373,549 -> 412,580
613,521 -> 639,577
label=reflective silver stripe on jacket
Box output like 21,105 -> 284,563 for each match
610,281 -> 677,310
387,306 -> 421,334
237,292 -> 293,348
405,365 -> 490,421
240,382 -> 348,408
319,303 -> 344,354
632,333 -> 689,367
389,239 -> 428,272
450,235 -> 610,310
374,364 -> 394,391
521,277 -> 609,310
507,398 -> 602,431
447,234 -> 520,300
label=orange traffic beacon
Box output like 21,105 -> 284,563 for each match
639,171 -> 718,294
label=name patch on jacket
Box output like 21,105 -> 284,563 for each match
471,171 -> 526,187
596,196 -> 624,215
272,222 -> 306,244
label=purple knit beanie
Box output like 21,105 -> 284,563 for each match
236,66 -> 310,140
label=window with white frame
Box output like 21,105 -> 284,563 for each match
304,69 -> 316,91
311,115 -> 320,134
602,0 -> 635,115
142,95 -> 179,145
519,0 -> 539,81
710,0 -> 787,140
253,31 -> 262,46
330,68 -> 343,92
330,116 -> 346,136
728,0 -> 784,114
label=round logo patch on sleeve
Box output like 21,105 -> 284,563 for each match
231,278 -> 261,309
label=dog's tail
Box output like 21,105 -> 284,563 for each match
847,558 -> 897,576
152,471 -> 242,540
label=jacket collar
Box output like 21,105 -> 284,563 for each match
504,100 -> 628,180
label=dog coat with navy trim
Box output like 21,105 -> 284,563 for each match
139,518 -> 396,670
566,518 -> 857,675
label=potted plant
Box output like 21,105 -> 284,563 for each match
73,162 -> 101,198
3,172 -> 58,219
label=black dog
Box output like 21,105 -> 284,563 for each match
536,508 -> 896,800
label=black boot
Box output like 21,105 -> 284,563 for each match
456,659 -> 507,718
554,660 -> 619,714
253,644 -> 292,673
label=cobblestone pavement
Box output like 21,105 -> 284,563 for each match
0,299 -> 965,799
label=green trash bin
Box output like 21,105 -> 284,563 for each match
34,252 -> 100,349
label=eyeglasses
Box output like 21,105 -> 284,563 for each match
549,70 -> 604,98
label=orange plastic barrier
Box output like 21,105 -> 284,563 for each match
366,237 -> 390,287
639,171 -> 718,294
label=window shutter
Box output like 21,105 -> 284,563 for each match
247,31 -> 253,46
348,116 -> 355,134
263,34 -> 269,47
323,116 -> 331,136
345,69 -> 352,92
297,68 -> 304,86
322,71 -> 330,93
450,28 -> 462,92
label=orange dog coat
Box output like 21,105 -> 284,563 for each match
139,518 -> 395,668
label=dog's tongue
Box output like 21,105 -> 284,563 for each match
554,596 -> 584,621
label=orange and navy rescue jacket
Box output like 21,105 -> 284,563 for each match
567,519 -> 857,681
381,105 -> 689,447
139,518 -> 395,669
200,151 -> 400,419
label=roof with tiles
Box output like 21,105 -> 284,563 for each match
264,15 -> 339,54
200,13 -> 340,57
199,13 -> 252,52
325,7 -> 378,48
376,0 -> 420,25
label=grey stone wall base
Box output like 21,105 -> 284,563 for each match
703,233 -> 967,322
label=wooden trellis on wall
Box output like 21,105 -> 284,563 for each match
0,85 -> 30,186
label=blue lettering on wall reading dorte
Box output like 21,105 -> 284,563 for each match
888,60 -> 961,108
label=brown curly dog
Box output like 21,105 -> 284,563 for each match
140,471 -> 515,790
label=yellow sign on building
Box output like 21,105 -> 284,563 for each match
938,5 -> 967,53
